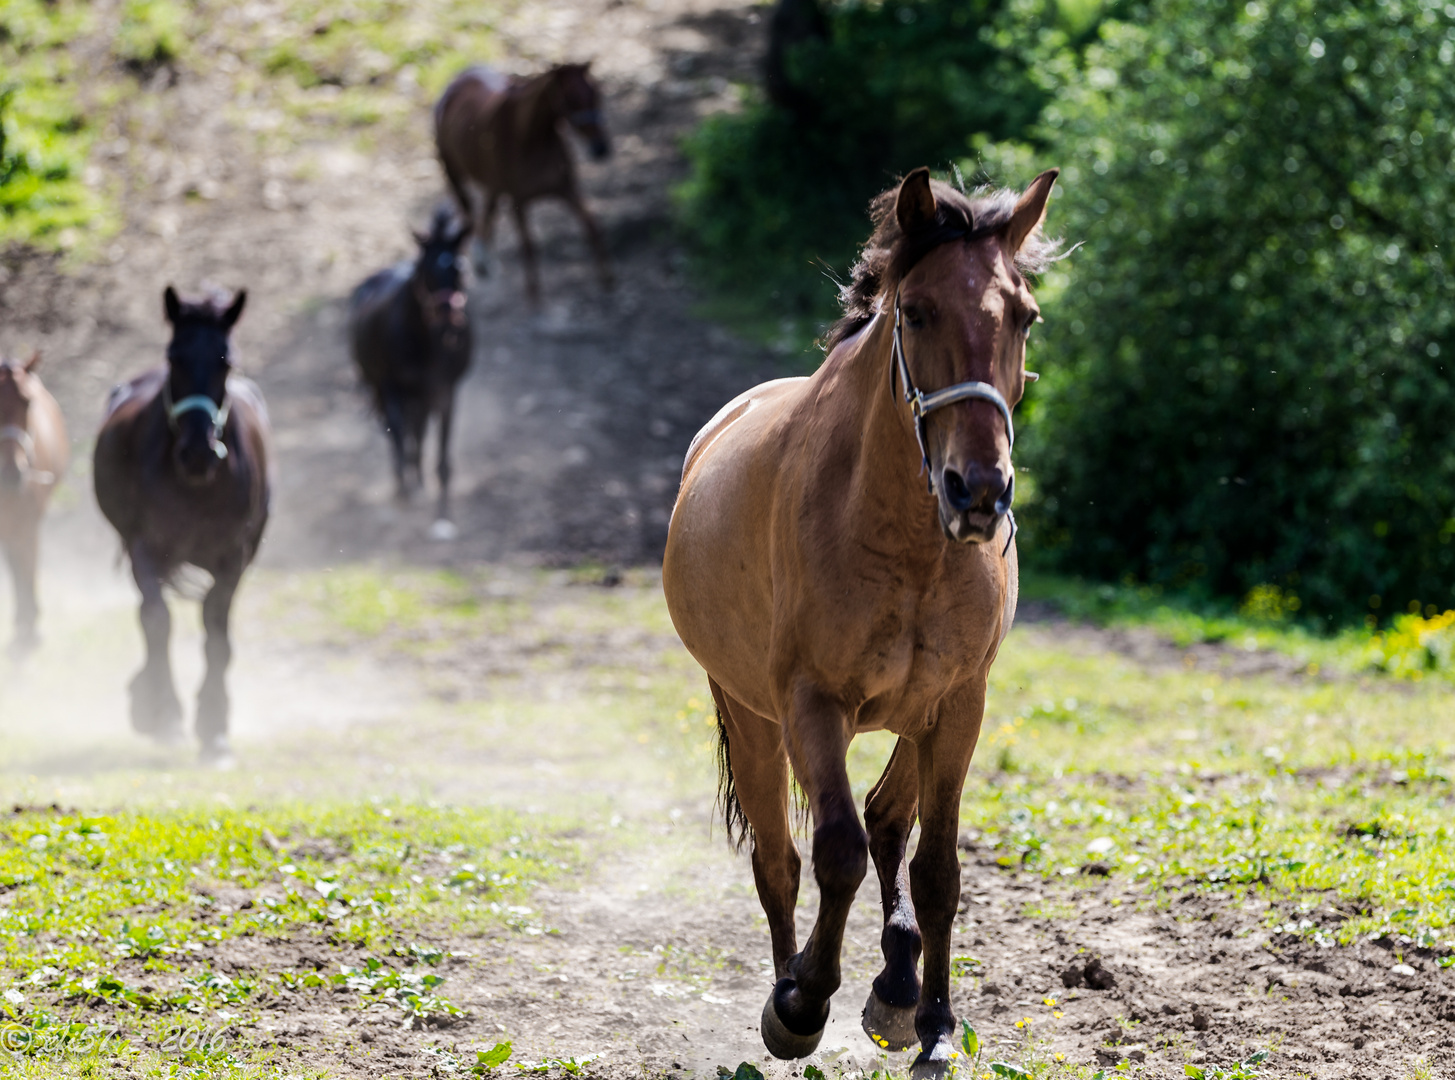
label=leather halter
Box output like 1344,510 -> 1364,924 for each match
162,378 -> 230,460
890,287 -> 1019,556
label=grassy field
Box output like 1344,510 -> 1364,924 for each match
2,566 -> 1453,1077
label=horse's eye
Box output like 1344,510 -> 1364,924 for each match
1021,312 -> 1040,336
903,305 -> 925,330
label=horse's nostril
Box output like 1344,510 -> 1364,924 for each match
994,472 -> 1015,516
941,468 -> 973,512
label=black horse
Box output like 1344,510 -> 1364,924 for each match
94,286 -> 272,767
348,207 -> 472,534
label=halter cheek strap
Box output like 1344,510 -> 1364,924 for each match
891,288 -> 1019,556
162,380 -> 231,460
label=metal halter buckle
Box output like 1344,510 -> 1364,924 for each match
891,288 -> 1019,557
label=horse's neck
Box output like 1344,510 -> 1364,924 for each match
513,73 -> 560,136
822,310 -> 943,548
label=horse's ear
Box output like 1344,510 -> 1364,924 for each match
895,167 -> 937,233
23,349 -> 42,373
164,286 -> 182,323
1006,168 -> 1059,254
221,289 -> 247,330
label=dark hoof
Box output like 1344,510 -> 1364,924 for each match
862,989 -> 918,1052
760,986 -> 824,1060
909,1038 -> 955,1080
199,737 -> 236,770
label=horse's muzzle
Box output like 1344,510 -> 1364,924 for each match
937,464 -> 1012,545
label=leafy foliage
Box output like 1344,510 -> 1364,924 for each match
675,0 -> 1068,347
0,1 -> 104,247
1020,0 -> 1455,624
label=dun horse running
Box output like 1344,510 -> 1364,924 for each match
434,62 -> 613,301
94,287 -> 272,766
0,351 -> 68,655
348,207 -> 472,536
663,168 -> 1061,1076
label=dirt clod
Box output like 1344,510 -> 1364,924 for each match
1083,956 -> 1116,991
1192,1009 -> 1211,1031
1061,962 -> 1084,988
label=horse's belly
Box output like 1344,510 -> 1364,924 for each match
663,379 -> 805,719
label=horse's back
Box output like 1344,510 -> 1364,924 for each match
347,263 -> 411,387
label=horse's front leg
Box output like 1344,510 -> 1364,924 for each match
127,541 -> 183,739
563,190 -> 614,291
381,391 -> 410,500
196,558 -> 242,767
510,198 -> 541,305
3,519 -> 40,656
909,682 -> 987,1079
862,736 -> 923,1050
761,683 -> 867,1059
435,392 -> 455,524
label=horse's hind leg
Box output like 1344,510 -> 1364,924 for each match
762,685 -> 867,1059
196,560 -> 241,767
382,391 -> 410,500
3,521 -> 40,656
434,394 -> 456,526
861,737 -> 922,1051
563,190 -> 614,291
127,541 -> 183,739
710,679 -> 801,980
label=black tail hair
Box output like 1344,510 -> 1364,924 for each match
714,702 -> 752,850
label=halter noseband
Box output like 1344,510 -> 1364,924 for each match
162,378 -> 230,460
891,287 -> 1019,556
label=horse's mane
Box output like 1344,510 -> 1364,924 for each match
824,177 -> 1063,352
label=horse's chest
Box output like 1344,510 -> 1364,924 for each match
807,573 -> 999,723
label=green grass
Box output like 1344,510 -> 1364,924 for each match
0,802 -> 568,1078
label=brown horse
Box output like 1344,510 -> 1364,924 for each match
662,168 -> 1060,1075
94,287 -> 272,766
0,351 -> 68,655
434,62 -> 613,301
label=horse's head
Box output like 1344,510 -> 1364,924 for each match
412,207 -> 472,351
557,62 -> 610,161
882,167 -> 1059,545
0,351 -> 42,491
162,284 -> 246,485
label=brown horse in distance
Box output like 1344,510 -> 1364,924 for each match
435,62 -> 612,302
0,351 -> 68,655
663,168 -> 1060,1076
94,287 -> 272,766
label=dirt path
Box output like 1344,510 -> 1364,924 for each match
4,1 -> 1452,1077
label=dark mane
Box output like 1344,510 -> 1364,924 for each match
824,177 -> 1063,352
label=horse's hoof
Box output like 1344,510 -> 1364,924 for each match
760,984 -> 825,1060
199,738 -> 236,770
428,518 -> 458,542
862,989 -> 918,1052
153,725 -> 188,747
909,1039 -> 954,1080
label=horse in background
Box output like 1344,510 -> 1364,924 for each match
347,207 -> 472,537
435,62 -> 613,302
663,168 -> 1061,1076
94,286 -> 271,766
0,351 -> 68,656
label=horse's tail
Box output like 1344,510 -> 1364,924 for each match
710,689 -> 752,851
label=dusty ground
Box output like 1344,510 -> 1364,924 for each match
2,0 -> 1451,1077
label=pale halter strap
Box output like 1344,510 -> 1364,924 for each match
890,288 -> 1018,557
161,378 -> 231,460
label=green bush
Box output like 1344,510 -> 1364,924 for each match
1019,0 -> 1455,625
676,0 -> 1072,345
0,1 -> 102,247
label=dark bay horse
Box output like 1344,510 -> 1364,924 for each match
347,207 -> 472,535
434,62 -> 613,301
0,351 -> 68,655
663,168 -> 1060,1075
94,287 -> 271,766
